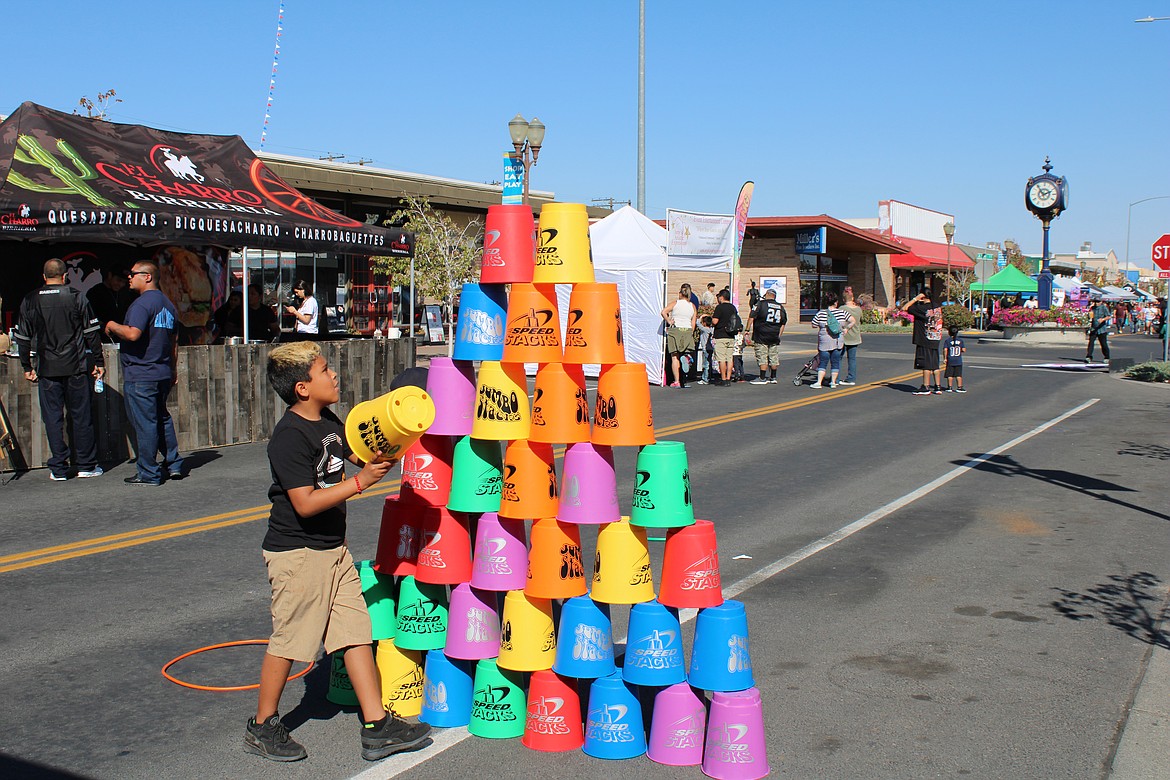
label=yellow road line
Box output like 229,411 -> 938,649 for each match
1,370 -> 916,574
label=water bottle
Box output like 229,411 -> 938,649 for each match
94,377 -> 104,394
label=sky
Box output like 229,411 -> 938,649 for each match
3,1 -> 1169,266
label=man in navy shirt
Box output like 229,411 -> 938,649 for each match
106,261 -> 186,485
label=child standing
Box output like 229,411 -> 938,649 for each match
245,341 -> 431,763
697,315 -> 714,384
942,326 -> 967,393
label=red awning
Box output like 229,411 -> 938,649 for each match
887,236 -> 974,270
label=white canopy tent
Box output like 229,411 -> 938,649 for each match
540,206 -> 731,386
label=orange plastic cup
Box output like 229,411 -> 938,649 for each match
529,363 -> 590,444
591,363 -> 656,447
562,283 -> 625,365
502,284 -> 563,363
499,440 -> 559,521
525,518 -> 587,599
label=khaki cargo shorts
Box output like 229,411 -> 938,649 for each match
263,546 -> 372,663
713,337 -> 734,363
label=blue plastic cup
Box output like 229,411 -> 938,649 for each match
420,649 -> 474,727
453,283 -> 508,361
582,672 -> 647,760
687,600 -> 755,692
553,595 -> 616,679
621,600 -> 686,686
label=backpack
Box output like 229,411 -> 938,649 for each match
824,309 -> 842,338
726,309 -> 742,335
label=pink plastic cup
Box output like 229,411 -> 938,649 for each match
444,583 -> 503,660
426,357 -> 478,436
469,512 -> 529,592
557,443 -> 620,525
701,687 -> 769,780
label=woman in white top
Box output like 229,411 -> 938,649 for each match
286,280 -> 319,335
661,287 -> 697,387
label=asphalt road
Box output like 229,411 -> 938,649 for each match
1,331 -> 1167,780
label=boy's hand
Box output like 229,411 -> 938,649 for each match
357,453 -> 395,487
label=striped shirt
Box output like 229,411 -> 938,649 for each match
811,307 -> 852,350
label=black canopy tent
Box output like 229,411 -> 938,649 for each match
0,101 -> 414,338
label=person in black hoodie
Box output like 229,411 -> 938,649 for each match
14,258 -> 105,480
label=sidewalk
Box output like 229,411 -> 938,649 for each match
1108,595 -> 1170,779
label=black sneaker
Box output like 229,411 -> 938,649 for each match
932,386 -> 944,395
244,714 -> 307,762
361,713 -> 431,761
912,386 -> 931,395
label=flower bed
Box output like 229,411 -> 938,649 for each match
991,305 -> 1090,328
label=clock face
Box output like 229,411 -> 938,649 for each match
1028,181 -> 1059,209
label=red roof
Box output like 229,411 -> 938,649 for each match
886,235 -> 974,270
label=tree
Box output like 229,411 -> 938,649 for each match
370,194 -> 483,352
1001,239 -> 1033,274
944,268 -> 977,307
74,89 -> 121,121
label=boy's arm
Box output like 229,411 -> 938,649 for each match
285,455 -> 394,518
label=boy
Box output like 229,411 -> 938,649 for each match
942,326 -> 967,393
245,341 -> 431,762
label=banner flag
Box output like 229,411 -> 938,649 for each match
666,209 -> 735,257
731,181 -> 754,306
502,153 -> 524,205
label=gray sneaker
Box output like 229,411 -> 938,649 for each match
244,714 -> 307,762
361,713 -> 431,761
78,466 -> 104,478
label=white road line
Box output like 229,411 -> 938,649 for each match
352,397 -> 1100,780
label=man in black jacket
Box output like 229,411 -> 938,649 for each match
14,258 -> 105,481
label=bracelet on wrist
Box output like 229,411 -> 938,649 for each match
353,475 -> 363,494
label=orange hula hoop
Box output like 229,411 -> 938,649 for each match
161,639 -> 315,692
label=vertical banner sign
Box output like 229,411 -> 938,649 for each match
731,181 -> 754,306
502,153 -> 524,205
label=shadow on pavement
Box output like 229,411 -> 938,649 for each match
284,656 -> 347,730
956,453 -> 1170,523
181,448 -> 222,475
1050,572 -> 1170,649
1117,441 -> 1170,461
0,753 -> 94,779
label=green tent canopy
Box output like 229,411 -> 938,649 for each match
970,264 -> 1037,294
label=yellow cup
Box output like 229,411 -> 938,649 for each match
345,386 -> 436,463
376,639 -> 425,717
591,516 -> 655,605
497,590 -> 557,672
534,202 -> 595,285
471,361 -> 531,441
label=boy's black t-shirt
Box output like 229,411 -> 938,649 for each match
907,300 -> 944,346
264,408 -> 352,552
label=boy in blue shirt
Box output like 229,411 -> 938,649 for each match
942,326 -> 967,393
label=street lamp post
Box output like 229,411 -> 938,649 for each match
508,114 -> 546,206
942,221 -> 955,302
1125,195 -> 1170,270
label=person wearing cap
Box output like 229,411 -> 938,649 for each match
746,288 -> 786,384
711,289 -> 739,386
900,286 -> 944,395
1085,295 -> 1111,363
285,280 -> 319,336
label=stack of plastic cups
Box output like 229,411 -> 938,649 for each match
630,440 -> 694,542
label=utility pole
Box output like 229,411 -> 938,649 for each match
591,197 -> 631,211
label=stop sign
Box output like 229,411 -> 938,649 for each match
1153,234 -> 1170,271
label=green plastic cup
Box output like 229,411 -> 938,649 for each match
629,442 -> 696,529
447,436 -> 504,513
468,658 -> 527,739
357,559 -> 396,641
326,651 -> 358,706
394,575 -> 449,651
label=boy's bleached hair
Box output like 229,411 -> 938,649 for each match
268,341 -> 322,404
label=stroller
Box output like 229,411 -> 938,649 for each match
792,354 -> 821,386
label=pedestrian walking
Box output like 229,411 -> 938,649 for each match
13,258 -> 105,481
1085,295 -> 1111,363
746,288 -> 786,384
809,291 -> 854,388
661,286 -> 697,388
901,287 -> 944,394
105,261 -> 186,485
942,326 -> 967,393
747,280 -> 760,310
840,287 -> 863,385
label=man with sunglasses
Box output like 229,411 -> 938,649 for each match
105,262 -> 186,485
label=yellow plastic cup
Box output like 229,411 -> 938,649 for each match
345,386 -> 436,463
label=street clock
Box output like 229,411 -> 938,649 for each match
1024,157 -> 1068,220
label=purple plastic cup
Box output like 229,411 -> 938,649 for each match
426,357 -> 478,436
444,583 -> 502,660
557,442 -> 620,525
470,512 -> 528,591
647,682 -> 707,766
701,687 -> 769,780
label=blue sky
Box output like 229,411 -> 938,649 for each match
3,1 -> 1169,265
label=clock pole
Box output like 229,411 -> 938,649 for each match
1039,219 -> 1053,309
1024,157 -> 1067,311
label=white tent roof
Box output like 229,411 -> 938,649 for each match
589,205 -> 668,271
1099,285 -> 1138,300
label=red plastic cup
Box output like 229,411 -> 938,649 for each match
521,670 -> 584,752
415,507 -> 473,585
481,204 -> 535,283
373,497 -> 421,576
399,434 -> 455,507
658,519 -> 723,609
